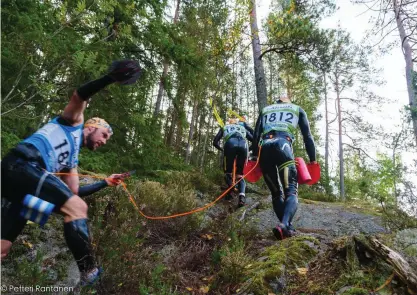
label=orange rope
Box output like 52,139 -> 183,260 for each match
233,159 -> 236,184
53,147 -> 262,220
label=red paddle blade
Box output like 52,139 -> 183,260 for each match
306,162 -> 321,185
244,160 -> 262,183
295,157 -> 312,185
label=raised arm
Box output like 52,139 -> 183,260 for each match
243,122 -> 254,143
62,60 -> 142,126
213,127 -> 224,151
298,107 -> 316,162
252,112 -> 264,156
242,121 -> 254,135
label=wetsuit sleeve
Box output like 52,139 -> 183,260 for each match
298,107 -> 316,162
78,180 -> 108,197
77,60 -> 141,100
76,75 -> 114,101
252,112 -> 264,156
243,122 -> 254,135
243,122 -> 254,143
213,128 -> 224,151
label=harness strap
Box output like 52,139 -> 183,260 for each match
35,171 -> 49,198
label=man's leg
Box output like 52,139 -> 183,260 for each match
279,165 -> 298,230
3,156 -> 100,283
261,139 -> 298,240
236,139 -> 248,207
1,153 -> 35,259
60,196 -> 100,284
223,140 -> 237,200
277,138 -> 298,235
39,173 -> 100,285
260,142 -> 285,222
1,202 -> 28,259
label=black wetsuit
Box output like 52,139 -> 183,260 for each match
1,74 -> 120,275
1,118 -> 101,274
213,122 -> 253,204
1,119 -> 78,242
253,102 -> 316,232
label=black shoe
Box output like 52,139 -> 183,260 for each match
287,224 -> 297,237
272,223 -> 288,240
238,194 -> 246,208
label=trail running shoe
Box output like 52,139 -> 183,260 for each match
272,223 -> 289,240
287,224 -> 297,237
80,267 -> 103,286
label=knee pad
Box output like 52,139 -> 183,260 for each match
64,219 -> 95,273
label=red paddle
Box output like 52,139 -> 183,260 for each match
306,162 -> 321,185
243,160 -> 263,183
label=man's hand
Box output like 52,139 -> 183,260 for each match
105,174 -> 124,186
107,60 -> 142,85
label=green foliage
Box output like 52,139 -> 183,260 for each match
246,236 -> 319,294
3,1 -> 413,294
138,265 -> 179,295
382,205 -> 417,230
299,186 -> 336,202
214,234 -> 250,284
340,152 -> 401,205
15,250 -> 50,285
339,287 -> 369,295
1,132 -> 21,157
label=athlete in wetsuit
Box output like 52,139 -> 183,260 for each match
213,117 -> 254,207
1,60 -> 142,285
253,96 -> 316,240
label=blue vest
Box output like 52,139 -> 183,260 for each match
223,122 -> 247,142
24,117 -> 83,172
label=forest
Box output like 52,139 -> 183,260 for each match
1,0 -> 417,294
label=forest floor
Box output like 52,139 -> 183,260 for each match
1,173 -> 416,295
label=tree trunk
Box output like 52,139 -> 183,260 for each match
200,115 -> 213,172
249,0 -> 268,110
153,0 -> 181,120
167,110 -> 177,147
393,0 -> 417,148
354,236 -> 417,293
324,73 -> 330,194
185,100 -> 199,164
175,105 -> 184,154
336,73 -> 345,200
153,62 -> 169,120
163,100 -> 172,144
